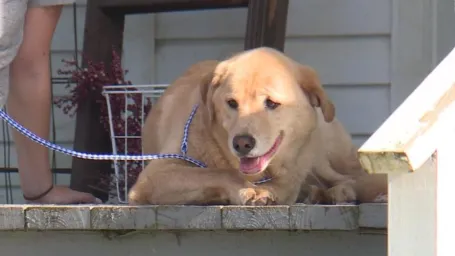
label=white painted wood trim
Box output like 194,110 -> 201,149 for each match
388,132 -> 454,256
437,131 -> 455,256
358,47 -> 455,174
388,157 -> 436,256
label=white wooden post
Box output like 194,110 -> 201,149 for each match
358,46 -> 455,256
387,156 -> 436,256
437,131 -> 455,256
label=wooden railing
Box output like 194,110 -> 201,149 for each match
358,46 -> 455,256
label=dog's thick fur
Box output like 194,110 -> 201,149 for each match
128,47 -> 387,205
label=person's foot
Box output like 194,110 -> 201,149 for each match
25,186 -> 102,204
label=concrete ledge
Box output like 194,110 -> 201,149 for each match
0,203 -> 387,231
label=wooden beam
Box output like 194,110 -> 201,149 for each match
388,156 -> 436,256
69,0 -> 125,202
388,134 -> 455,256
437,135 -> 455,256
98,0 -> 249,15
244,0 -> 289,52
358,46 -> 455,174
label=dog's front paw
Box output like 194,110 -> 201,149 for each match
238,188 -> 276,206
326,183 -> 357,205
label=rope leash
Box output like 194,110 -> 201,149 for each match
0,105 -> 206,168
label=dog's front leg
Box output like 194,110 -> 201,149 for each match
255,180 -> 303,205
128,163 -> 281,205
128,164 -> 247,205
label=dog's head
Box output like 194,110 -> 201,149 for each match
200,47 -> 334,175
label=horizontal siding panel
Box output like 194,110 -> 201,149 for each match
352,135 -> 371,148
156,0 -> 391,39
123,14 -> 156,84
326,84 -> 390,135
155,39 -> 242,83
155,36 -> 390,85
286,37 -> 390,85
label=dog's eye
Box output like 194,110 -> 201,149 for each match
265,99 -> 280,110
226,99 -> 239,109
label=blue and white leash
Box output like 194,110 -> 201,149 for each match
0,104 -> 272,184
0,105 -> 206,168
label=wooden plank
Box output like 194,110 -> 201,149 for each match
388,157 -> 436,256
437,133 -> 455,256
156,206 -> 221,230
99,0 -> 249,15
290,205 -> 358,230
359,47 -> 455,174
222,206 -> 289,230
359,203 -> 387,229
25,206 -> 91,230
91,205 -> 156,230
0,206 -> 24,230
0,204 -> 387,231
70,0 -> 125,202
244,0 -> 289,51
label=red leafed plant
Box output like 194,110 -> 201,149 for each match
54,49 -> 152,200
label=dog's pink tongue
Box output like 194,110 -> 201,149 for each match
240,157 -> 262,174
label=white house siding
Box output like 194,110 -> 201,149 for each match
0,0 -> 453,203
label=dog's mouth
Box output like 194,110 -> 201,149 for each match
239,132 -> 284,175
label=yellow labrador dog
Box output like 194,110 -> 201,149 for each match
128,47 -> 387,205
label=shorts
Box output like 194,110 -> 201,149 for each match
0,0 -> 75,108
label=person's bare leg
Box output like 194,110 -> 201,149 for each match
8,5 -> 99,203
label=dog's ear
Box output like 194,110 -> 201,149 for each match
297,64 -> 335,122
199,62 -> 226,123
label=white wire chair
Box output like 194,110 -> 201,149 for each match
102,84 -> 169,203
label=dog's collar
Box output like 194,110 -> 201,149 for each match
254,176 -> 273,185
246,169 -> 274,185
181,104 -> 272,185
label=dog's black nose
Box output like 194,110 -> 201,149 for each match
232,134 -> 256,155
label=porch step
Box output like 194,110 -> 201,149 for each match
0,204 -> 386,232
